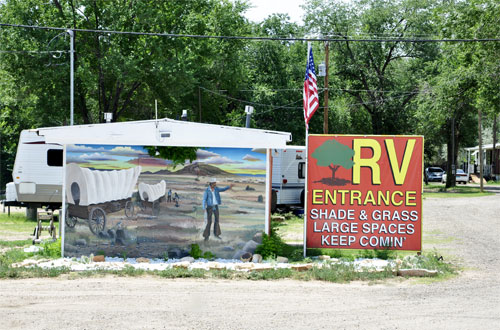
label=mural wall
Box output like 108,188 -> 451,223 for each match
64,145 -> 267,259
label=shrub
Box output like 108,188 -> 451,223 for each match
247,268 -> 293,280
189,244 -> 215,260
189,244 -> 203,259
39,238 -> 62,258
159,268 -> 205,278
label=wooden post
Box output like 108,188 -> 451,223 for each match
323,41 -> 329,134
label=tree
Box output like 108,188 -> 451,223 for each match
303,0 -> 439,135
144,146 -> 198,168
229,14 -> 309,144
311,139 -> 354,186
0,0 -> 251,125
0,0 -> 251,184
419,0 -> 500,188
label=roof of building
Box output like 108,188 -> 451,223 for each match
464,143 -> 500,152
35,118 -> 292,148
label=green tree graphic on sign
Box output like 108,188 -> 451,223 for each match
311,139 -> 355,186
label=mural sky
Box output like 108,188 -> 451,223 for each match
67,145 -> 267,176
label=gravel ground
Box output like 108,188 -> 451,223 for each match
0,195 -> 499,329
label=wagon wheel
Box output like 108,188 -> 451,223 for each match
125,201 -> 134,218
88,207 -> 106,235
152,200 -> 160,216
65,208 -> 77,228
138,200 -> 146,212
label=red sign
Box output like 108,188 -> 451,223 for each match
306,135 -> 423,251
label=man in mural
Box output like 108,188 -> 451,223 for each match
202,178 -> 233,241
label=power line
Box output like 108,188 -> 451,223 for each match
0,50 -> 68,54
200,86 -> 302,109
2,23 -> 500,43
212,87 -> 420,94
201,86 -> 421,118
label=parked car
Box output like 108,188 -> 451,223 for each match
442,169 -> 468,184
425,167 -> 445,182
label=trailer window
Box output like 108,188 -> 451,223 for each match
298,162 -> 305,179
47,149 -> 63,167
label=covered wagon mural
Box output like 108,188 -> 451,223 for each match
64,144 -> 267,259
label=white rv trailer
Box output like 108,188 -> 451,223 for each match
3,119 -> 293,223
270,147 -> 306,212
4,130 -> 63,211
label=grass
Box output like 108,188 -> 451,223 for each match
0,212 -> 38,234
423,235 -> 457,245
0,249 -> 457,282
486,180 -> 500,186
274,213 -> 304,244
0,212 -> 59,237
423,184 -> 494,198
0,218 -> 66,278
0,211 -> 458,282
0,239 -> 32,247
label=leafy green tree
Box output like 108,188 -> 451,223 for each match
230,14 -> 309,144
303,0 -> 439,135
311,139 -> 354,186
143,146 -> 198,168
0,0 -> 251,185
417,0 -> 500,187
0,0 -> 251,126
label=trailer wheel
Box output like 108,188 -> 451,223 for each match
88,207 -> 106,235
125,201 -> 134,218
65,208 -> 77,228
271,190 -> 277,213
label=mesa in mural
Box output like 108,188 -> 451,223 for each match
64,145 -> 267,259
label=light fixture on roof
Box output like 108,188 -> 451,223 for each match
181,110 -> 188,121
245,105 -> 254,128
104,112 -> 113,123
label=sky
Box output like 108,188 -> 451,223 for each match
243,0 -> 305,24
67,145 -> 267,175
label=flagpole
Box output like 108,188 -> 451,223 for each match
304,125 -> 309,258
303,42 -> 311,258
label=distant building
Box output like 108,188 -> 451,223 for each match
464,143 -> 500,180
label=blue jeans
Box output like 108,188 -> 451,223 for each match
203,205 -> 221,239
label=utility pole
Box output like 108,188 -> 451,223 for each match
68,29 -> 74,126
323,41 -> 329,134
198,86 -> 202,122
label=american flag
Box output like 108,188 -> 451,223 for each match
303,45 -> 319,128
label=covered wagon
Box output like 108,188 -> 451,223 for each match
126,180 -> 166,217
65,163 -> 141,234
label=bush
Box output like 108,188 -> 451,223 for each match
255,227 -> 296,259
189,244 -> 215,260
39,238 -> 62,258
247,268 -> 293,280
189,244 -> 203,259
402,251 -> 457,274
159,268 -> 206,278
